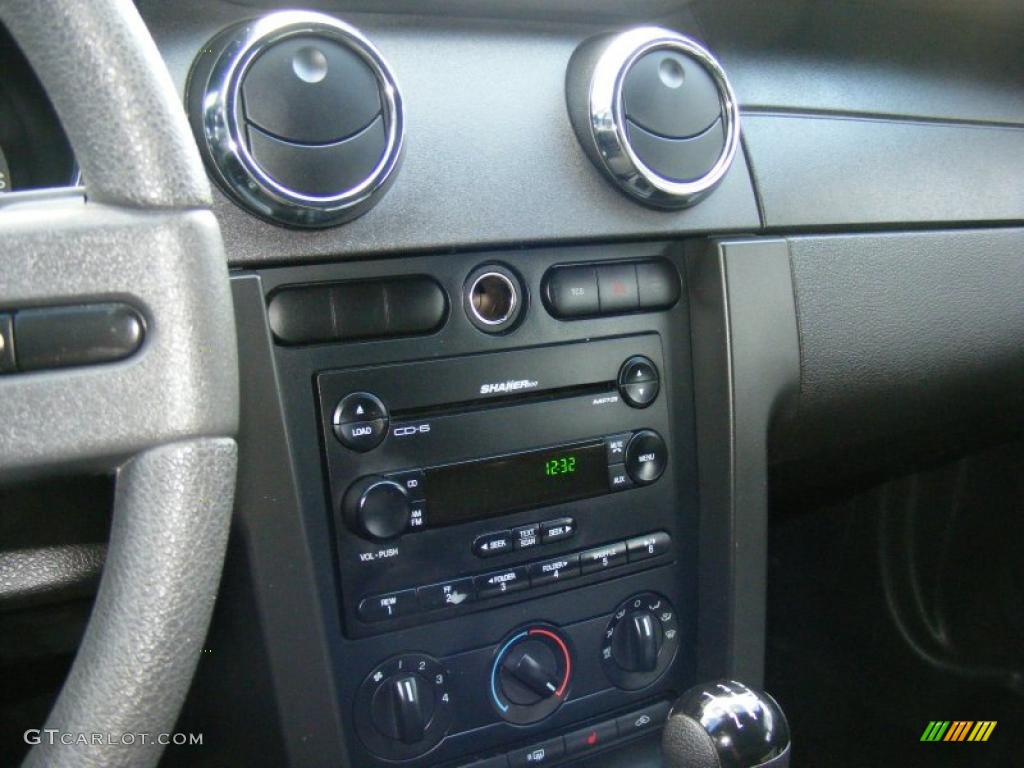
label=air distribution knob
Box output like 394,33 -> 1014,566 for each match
343,476 -> 411,540
371,674 -> 433,744
611,610 -> 663,672
602,593 -> 680,690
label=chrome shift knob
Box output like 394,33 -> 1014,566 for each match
662,680 -> 791,768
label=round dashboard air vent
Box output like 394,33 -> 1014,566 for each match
187,11 -> 404,228
566,27 -> 739,209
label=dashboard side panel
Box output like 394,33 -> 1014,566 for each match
776,228 -> 1024,464
743,114 -> 1024,228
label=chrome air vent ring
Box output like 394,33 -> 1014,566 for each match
187,11 -> 404,228
566,27 -> 740,209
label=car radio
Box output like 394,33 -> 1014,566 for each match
317,334 -> 681,640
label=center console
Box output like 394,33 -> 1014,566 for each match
242,240 -> 700,768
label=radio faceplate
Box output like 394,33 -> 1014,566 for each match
317,334 -> 680,639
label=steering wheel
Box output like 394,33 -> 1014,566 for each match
0,1 -> 238,766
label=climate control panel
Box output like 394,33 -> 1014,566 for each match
352,591 -> 682,765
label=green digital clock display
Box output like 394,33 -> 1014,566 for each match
426,441 -> 606,526
545,455 -> 577,477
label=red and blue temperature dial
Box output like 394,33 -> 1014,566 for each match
490,625 -> 573,725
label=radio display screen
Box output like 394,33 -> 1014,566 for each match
425,441 -> 607,526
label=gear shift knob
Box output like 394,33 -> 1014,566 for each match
662,680 -> 790,768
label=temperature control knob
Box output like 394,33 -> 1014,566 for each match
344,476 -> 411,540
355,653 -> 453,760
603,592 -> 679,690
491,625 -> 573,725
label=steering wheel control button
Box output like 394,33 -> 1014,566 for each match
618,356 -> 660,408
566,27 -> 740,208
529,554 -> 581,587
509,737 -> 565,767
358,590 -> 418,623
580,542 -> 627,574
418,578 -> 476,611
12,303 -> 145,372
188,11 -> 405,228
476,567 -> 530,598
625,430 -> 668,484
565,720 -> 617,756
491,626 -> 573,724
540,518 -> 576,544
333,392 -> 388,451
356,653 -> 453,759
543,265 -> 600,318
474,530 -> 515,557
597,264 -> 640,313
627,532 -> 671,562
603,593 -> 679,690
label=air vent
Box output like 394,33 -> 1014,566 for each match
187,11 -> 404,228
566,27 -> 739,209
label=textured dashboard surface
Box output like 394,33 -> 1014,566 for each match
780,228 -> 1024,461
744,113 -> 1024,227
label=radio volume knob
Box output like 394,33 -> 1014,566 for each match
344,476 -> 411,540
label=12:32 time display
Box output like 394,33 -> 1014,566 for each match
545,455 -> 577,477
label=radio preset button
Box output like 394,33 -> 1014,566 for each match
624,430 -> 667,485
627,531 -> 671,562
605,433 -> 631,464
418,578 -> 475,611
474,531 -> 514,557
608,463 -> 633,491
513,523 -> 541,550
540,518 -> 576,544
358,589 -> 418,623
476,567 -> 530,598
529,554 -> 581,586
580,541 -> 627,574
